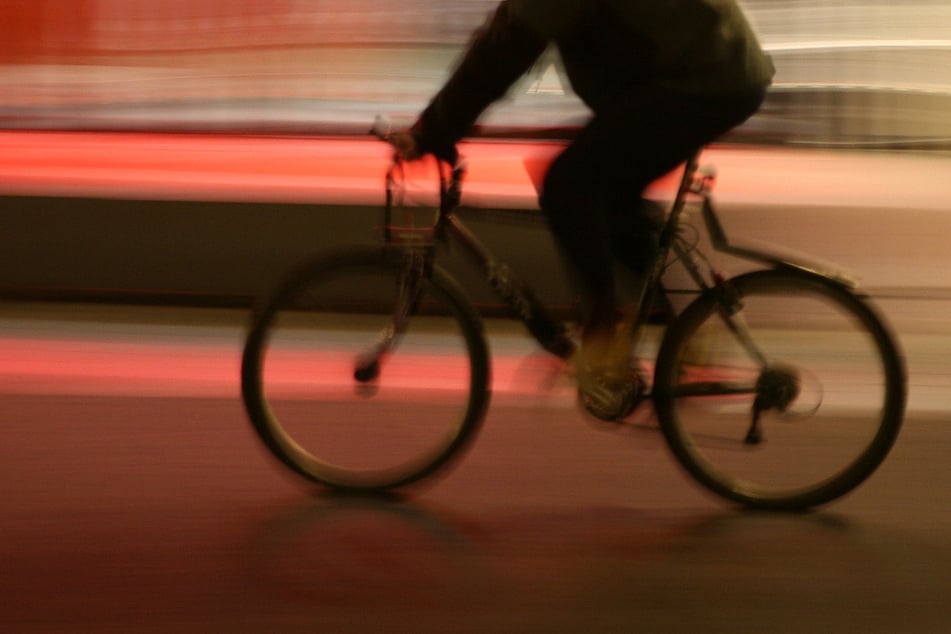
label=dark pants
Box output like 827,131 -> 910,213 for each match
540,87 -> 767,329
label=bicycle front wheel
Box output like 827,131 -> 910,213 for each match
242,246 -> 490,491
653,269 -> 905,510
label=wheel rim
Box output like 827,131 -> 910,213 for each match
655,272 -> 904,509
243,252 -> 488,490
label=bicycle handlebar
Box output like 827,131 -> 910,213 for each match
371,115 -> 460,163
369,115 -> 399,148
371,115 -> 465,212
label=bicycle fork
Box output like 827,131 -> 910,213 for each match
353,250 -> 430,383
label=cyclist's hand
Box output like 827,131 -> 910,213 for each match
372,115 -> 457,164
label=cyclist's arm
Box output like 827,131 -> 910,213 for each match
411,1 -> 551,158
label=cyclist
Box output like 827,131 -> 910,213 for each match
391,0 -> 774,419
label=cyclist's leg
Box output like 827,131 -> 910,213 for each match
546,86 -> 768,312
540,87 -> 766,419
540,136 -> 617,331
537,138 -> 631,418
540,125 -> 655,419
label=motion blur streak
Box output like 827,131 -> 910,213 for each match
3,1 -> 951,145
0,304 -> 571,402
3,4 -> 951,632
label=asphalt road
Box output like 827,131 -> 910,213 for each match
1,302 -> 950,632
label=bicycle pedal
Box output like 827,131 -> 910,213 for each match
578,374 -> 643,422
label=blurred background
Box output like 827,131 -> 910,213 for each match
3,0 -> 951,147
4,5 -> 951,631
4,0 -> 951,314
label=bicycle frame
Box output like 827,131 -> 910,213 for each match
381,147 -> 858,369
239,128 -> 906,505
382,155 -> 576,358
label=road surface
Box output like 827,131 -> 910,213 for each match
1,301 -> 950,632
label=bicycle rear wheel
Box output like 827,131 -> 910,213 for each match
653,269 -> 905,510
242,246 -> 490,491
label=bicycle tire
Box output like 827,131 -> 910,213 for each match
241,246 -> 490,491
653,269 -> 905,510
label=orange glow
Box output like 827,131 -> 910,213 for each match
0,131 -> 685,207
0,328 -> 574,402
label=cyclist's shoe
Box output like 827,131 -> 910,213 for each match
573,311 -> 642,422
576,365 -> 643,421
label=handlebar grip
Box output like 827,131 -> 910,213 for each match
370,115 -> 392,141
371,115 -> 459,166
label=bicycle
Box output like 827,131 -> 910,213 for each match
241,120 -> 906,510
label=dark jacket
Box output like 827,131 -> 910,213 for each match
414,0 -> 774,156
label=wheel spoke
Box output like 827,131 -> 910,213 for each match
241,248 -> 489,491
653,270 -> 905,509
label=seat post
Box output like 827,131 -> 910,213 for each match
661,147 -> 704,240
